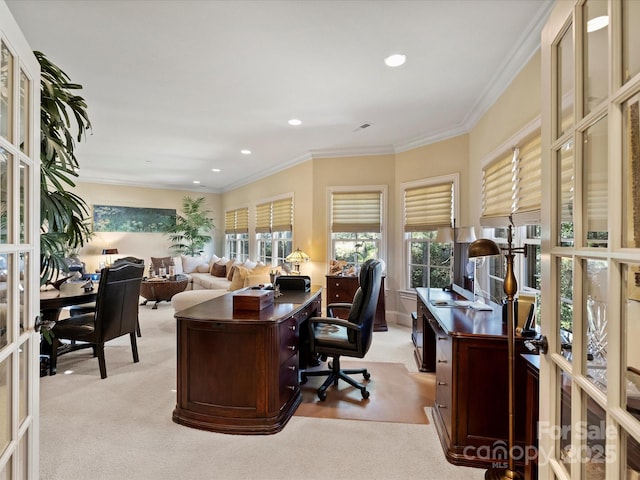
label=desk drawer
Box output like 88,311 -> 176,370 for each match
430,318 -> 452,434
279,316 -> 299,364
326,277 -> 358,303
279,354 -> 299,409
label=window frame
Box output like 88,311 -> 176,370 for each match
401,173 -> 459,291
327,185 -> 387,268
254,194 -> 294,268
475,120 -> 541,299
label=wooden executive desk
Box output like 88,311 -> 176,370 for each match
415,288 -> 531,470
172,287 -> 322,434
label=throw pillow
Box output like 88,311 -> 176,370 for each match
151,256 -> 172,275
226,265 -> 237,281
209,256 -> 227,275
243,259 -> 257,270
226,259 -> 238,280
182,255 -> 208,274
196,263 -> 210,273
211,263 -> 226,277
251,264 -> 271,276
229,266 -> 251,291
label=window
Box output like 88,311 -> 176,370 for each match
478,132 -> 542,309
330,188 -> 384,268
225,208 -> 249,261
402,176 -> 457,289
255,197 -> 293,267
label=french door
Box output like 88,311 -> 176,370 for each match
0,2 -> 41,478
540,1 -> 640,479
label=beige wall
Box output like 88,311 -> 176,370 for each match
221,160 -> 317,277
468,49 -> 542,228
311,153 -> 396,279
393,135 -> 469,323
72,182 -> 222,273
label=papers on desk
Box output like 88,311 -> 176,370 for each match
468,301 -> 493,311
430,300 -> 469,308
430,299 -> 493,311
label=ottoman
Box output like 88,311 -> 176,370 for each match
171,289 -> 229,312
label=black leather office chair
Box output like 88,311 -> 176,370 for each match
50,261 -> 145,378
301,259 -> 381,401
69,257 -> 144,337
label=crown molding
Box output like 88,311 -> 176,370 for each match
308,145 -> 395,159
77,175 -> 223,194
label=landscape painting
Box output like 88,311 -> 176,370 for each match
93,205 -> 176,233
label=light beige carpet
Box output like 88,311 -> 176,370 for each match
39,303 -> 485,480
296,361 -> 434,424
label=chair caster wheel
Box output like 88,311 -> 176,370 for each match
361,389 -> 370,399
300,375 -> 308,385
363,371 -> 371,381
318,390 -> 327,401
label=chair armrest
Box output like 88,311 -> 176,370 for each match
309,316 -> 361,332
326,302 -> 352,317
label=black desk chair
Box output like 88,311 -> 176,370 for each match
50,261 -> 145,378
69,257 -> 144,337
301,259 -> 381,401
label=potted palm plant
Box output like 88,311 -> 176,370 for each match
38,50 -> 93,286
165,196 -> 215,256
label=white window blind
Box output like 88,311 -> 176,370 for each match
331,191 -> 382,233
512,136 -> 542,225
403,182 -> 453,232
481,134 -> 542,227
272,198 -> 293,232
255,203 -> 271,234
254,197 -> 293,233
225,208 -> 249,234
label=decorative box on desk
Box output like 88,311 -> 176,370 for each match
326,274 -> 387,331
233,289 -> 274,311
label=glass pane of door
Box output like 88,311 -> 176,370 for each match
0,41 -> 13,140
583,0 -> 609,115
558,140 -> 575,246
557,24 -> 574,138
622,0 -> 640,83
559,369 -> 572,474
0,253 -> 8,351
584,118 -> 608,247
559,256 -> 574,360
0,358 -> 11,454
0,148 -> 8,245
623,93 -> 640,248
585,259 -> 608,392
623,263 -> 640,414
581,397 -> 606,479
19,70 -> 29,155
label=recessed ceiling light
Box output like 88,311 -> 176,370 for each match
211,168 -> 221,173
288,118 -> 302,126
587,15 -> 609,33
193,180 -> 200,184
241,149 -> 251,155
384,53 -> 406,67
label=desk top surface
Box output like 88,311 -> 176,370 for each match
174,286 -> 322,324
40,288 -> 97,309
416,287 -> 507,338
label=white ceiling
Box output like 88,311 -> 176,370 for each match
7,0 -> 553,193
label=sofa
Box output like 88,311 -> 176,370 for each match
151,254 -> 272,292
159,255 -> 272,312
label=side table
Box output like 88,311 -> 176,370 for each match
140,275 -> 189,309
